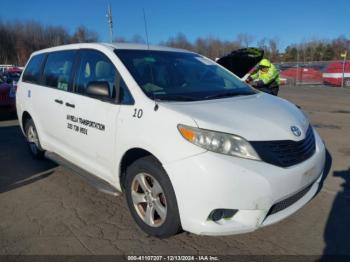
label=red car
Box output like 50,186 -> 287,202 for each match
322,61 -> 350,87
0,76 -> 16,113
1,67 -> 22,85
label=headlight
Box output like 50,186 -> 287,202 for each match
178,124 -> 260,160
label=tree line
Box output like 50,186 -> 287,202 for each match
283,37 -> 350,62
118,33 -> 350,63
0,21 -> 98,66
160,33 -> 350,63
0,20 -> 349,66
116,33 -> 280,62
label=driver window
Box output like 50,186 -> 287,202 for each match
75,50 -> 116,99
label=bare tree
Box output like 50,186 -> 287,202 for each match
71,25 -> 99,43
164,33 -> 193,51
0,20 -> 99,65
46,26 -> 70,46
237,33 -> 255,47
257,38 -> 269,58
268,38 -> 279,62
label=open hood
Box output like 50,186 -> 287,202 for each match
216,48 -> 264,78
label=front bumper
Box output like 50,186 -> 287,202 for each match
163,128 -> 326,236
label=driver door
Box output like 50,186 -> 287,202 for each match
59,49 -> 121,182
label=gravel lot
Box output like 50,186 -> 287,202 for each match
0,85 -> 349,256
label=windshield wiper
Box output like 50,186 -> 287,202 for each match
154,95 -> 198,101
204,92 -> 244,100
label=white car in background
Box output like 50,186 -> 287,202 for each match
16,43 -> 326,238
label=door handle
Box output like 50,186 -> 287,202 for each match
65,102 -> 75,108
54,99 -> 63,104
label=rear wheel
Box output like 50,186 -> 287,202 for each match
25,119 -> 44,159
125,156 -> 181,238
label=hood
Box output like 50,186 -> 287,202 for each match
216,48 -> 264,78
162,93 -> 310,142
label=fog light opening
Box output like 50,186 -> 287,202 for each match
223,209 -> 238,219
208,209 -> 238,222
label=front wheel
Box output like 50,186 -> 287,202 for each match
25,118 -> 44,159
125,156 -> 181,238
344,78 -> 350,87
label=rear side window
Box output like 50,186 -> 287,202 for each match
22,54 -> 45,83
42,50 -> 76,90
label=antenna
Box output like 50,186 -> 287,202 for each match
142,8 -> 158,111
142,8 -> 150,49
106,3 -> 113,43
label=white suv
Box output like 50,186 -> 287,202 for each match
16,43 -> 326,238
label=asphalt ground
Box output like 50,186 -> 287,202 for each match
0,85 -> 349,256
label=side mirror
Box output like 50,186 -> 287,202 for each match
86,81 -> 110,99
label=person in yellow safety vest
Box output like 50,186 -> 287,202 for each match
246,58 -> 280,96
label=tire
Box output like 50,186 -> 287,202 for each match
344,78 -> 350,88
125,156 -> 181,238
24,118 -> 44,159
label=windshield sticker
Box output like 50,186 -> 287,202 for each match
144,57 -> 156,63
67,114 -> 105,135
195,57 -> 215,65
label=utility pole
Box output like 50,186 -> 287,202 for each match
341,51 -> 347,88
296,45 -> 300,87
106,3 -> 113,43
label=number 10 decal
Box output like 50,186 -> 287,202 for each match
133,108 -> 143,118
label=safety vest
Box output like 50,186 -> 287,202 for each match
251,63 -> 280,87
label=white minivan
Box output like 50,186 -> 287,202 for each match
16,43 -> 326,238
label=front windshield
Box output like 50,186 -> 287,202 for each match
115,50 -> 256,101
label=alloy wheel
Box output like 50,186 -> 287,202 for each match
27,125 -> 39,154
131,173 -> 167,227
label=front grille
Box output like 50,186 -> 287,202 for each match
250,125 -> 316,167
266,182 -> 313,216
